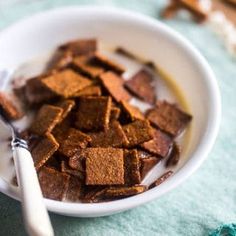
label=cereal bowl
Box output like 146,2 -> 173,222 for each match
0,6 -> 221,217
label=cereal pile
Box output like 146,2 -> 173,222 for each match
0,39 -> 192,203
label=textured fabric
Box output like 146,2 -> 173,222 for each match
209,224 -> 236,236
0,1 -> 236,235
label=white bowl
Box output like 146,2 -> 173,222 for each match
0,6 -> 221,217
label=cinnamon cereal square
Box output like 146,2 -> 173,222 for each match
59,38 -> 97,56
99,72 -> 131,102
140,156 -> 160,179
125,69 -> 156,104
30,104 -> 63,135
59,128 -> 91,157
93,52 -> 125,74
72,55 -> 104,79
89,121 -> 129,148
141,128 -> 173,158
55,99 -> 75,121
124,149 -> 141,185
122,120 -> 153,147
38,166 -> 70,201
102,185 -> 146,199
73,85 -> 102,97
31,134 -> 59,170
120,100 -> 144,121
41,69 -> 92,98
75,96 -> 111,131
146,101 -> 192,137
85,148 -> 124,185
0,92 -> 22,120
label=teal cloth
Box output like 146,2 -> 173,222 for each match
209,224 -> 236,236
0,1 -> 236,235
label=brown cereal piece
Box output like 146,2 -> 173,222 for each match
141,128 -> 173,158
59,38 -> 97,56
31,134 -> 59,170
125,69 -> 156,104
48,50 -> 73,70
115,47 -> 138,60
59,128 -> 91,157
0,92 -> 22,120
110,106 -> 121,120
81,186 -> 107,203
149,171 -> 173,189
61,161 -> 85,180
161,0 -> 207,23
24,77 -> 56,104
122,120 -> 154,147
146,101 -> 192,137
41,69 -> 92,98
144,61 -> 159,71
30,104 -> 63,136
166,143 -> 181,167
120,100 -> 144,121
89,121 -> 129,148
73,85 -> 102,97
52,115 -> 72,145
140,157 -> 161,179
45,154 -> 61,170
100,72 -> 131,102
55,99 -> 75,121
85,148 -> 124,185
178,0 -> 208,23
54,50 -> 73,69
65,176 -> 83,202
69,152 -> 86,172
93,52 -> 125,74
75,96 -> 112,131
38,166 -> 70,201
124,150 -> 141,186
102,185 -> 146,199
161,0 -> 179,19
72,55 -> 105,79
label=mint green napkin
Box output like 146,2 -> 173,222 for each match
0,1 -> 236,235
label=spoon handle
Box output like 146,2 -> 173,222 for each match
13,146 -> 54,236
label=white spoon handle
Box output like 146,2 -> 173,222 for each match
13,146 -> 54,236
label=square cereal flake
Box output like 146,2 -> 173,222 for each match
146,101 -> 192,136
122,120 -> 154,147
124,149 -> 141,185
86,148 -> 124,185
59,128 -> 91,157
31,134 -> 59,170
41,69 -> 92,98
99,72 -> 131,102
75,96 -> 111,131
0,92 -> 22,120
30,104 -> 63,136
120,100 -> 144,121
141,128 -> 173,157
89,121 -> 129,148
72,55 -> 105,79
125,69 -> 156,104
38,166 -> 70,201
59,38 -> 97,56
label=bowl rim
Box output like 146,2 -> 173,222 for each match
0,6 -> 221,217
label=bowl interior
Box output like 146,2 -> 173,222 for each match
0,7 -> 220,217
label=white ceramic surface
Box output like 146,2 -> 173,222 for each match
0,6 -> 221,217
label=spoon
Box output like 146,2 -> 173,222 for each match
0,70 -> 54,236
